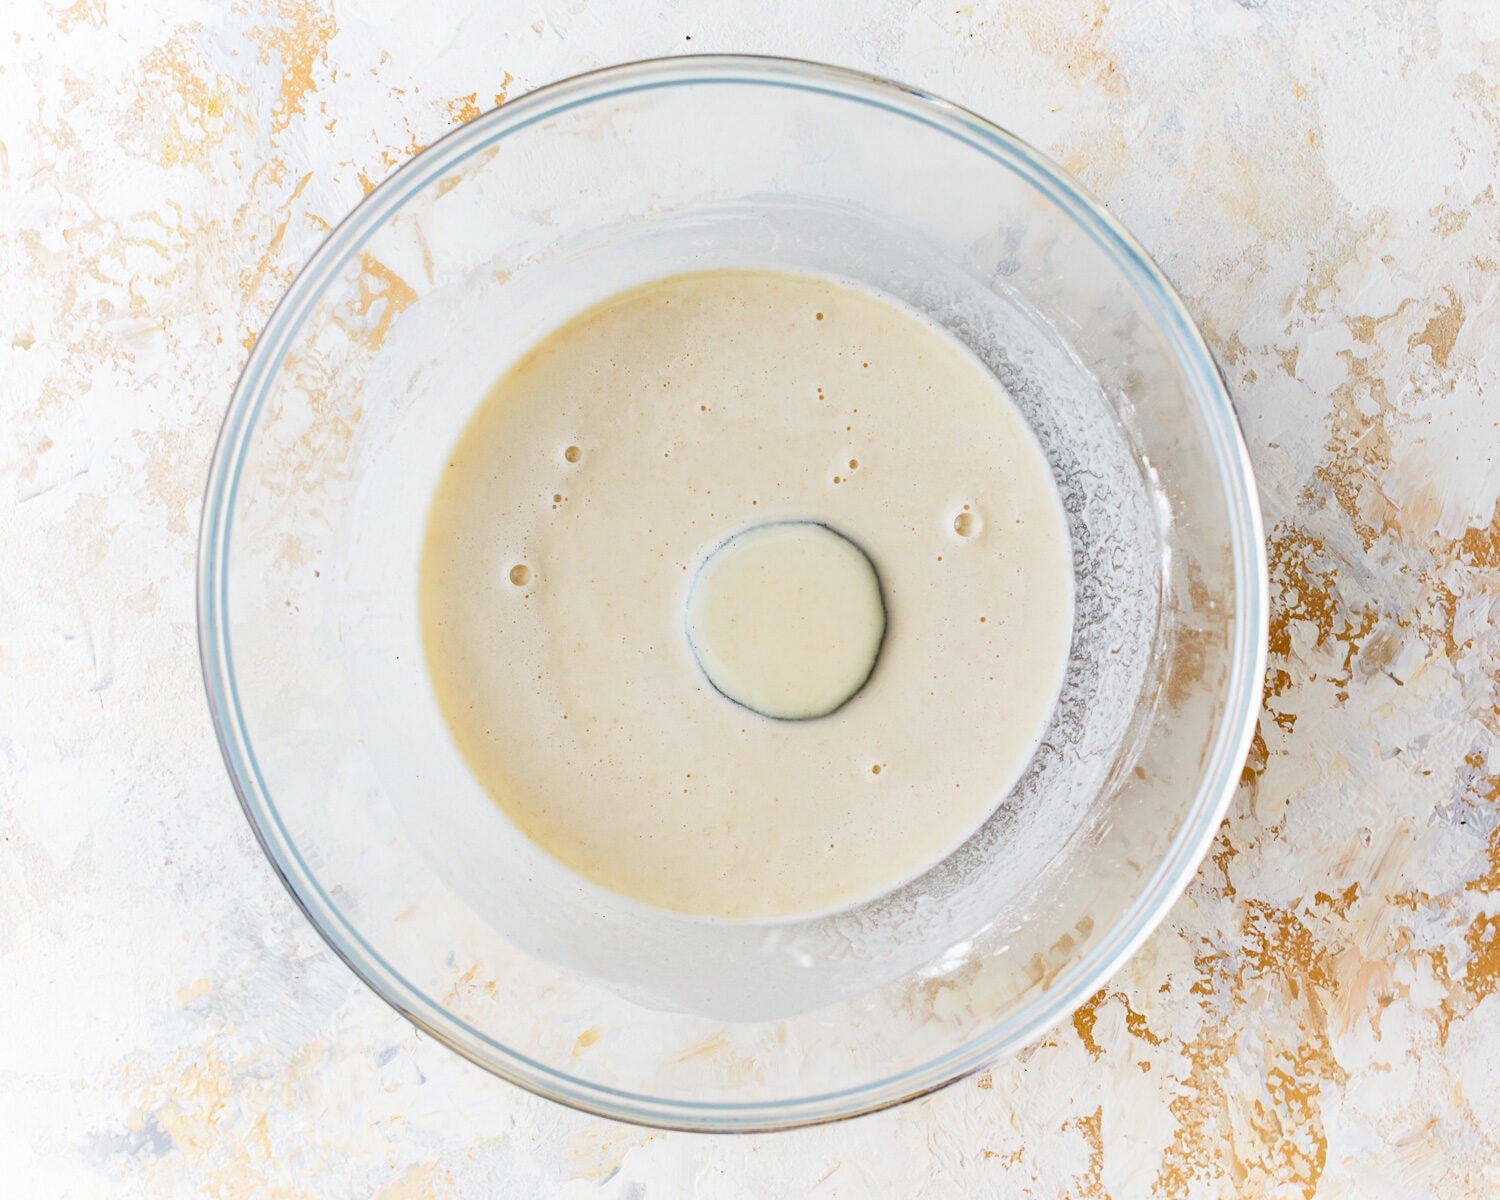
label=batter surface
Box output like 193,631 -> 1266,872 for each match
420,269 -> 1073,919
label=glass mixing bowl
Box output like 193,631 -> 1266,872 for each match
199,56 -> 1266,1130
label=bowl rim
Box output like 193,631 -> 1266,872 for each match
198,53 -> 1269,1132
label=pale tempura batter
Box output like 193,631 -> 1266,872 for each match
420,269 -> 1073,919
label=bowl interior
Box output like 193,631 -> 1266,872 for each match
202,57 -> 1264,1129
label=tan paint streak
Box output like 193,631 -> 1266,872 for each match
239,169 -> 316,316
1416,577 -> 1464,668
1466,825 -> 1500,895
1312,882 -> 1360,918
448,92 -> 483,123
565,1128 -> 657,1181
1258,1045 -> 1334,1198
1009,3 -> 1128,96
135,40 -> 240,168
1456,499 -> 1500,567
175,978 -> 213,1006
1196,317 -> 1248,367
1266,525 -> 1378,696
1073,990 -> 1108,1058
1409,287 -> 1466,368
1346,298 -> 1415,345
1462,913 -> 1500,1001
1178,107 -> 1338,244
1462,753 -> 1500,805
675,1035 -> 730,1063
378,129 -> 430,177
1431,204 -> 1471,236
129,1042 -> 330,1198
571,1027 -> 601,1056
1237,907 -> 1343,1195
1154,892 -> 1347,1197
258,0 -> 338,135
53,0 -> 106,31
1211,826 -> 1240,898
1242,900 -> 1336,994
1429,946 -> 1458,1046
1063,1107 -> 1108,1198
1317,350 -> 1396,547
1073,989 -> 1166,1058
335,254 -> 418,350
1152,1001 -> 1232,1198
133,425 -> 203,536
1328,953 -> 1396,1039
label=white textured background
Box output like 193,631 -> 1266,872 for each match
5,1 -> 1500,1195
